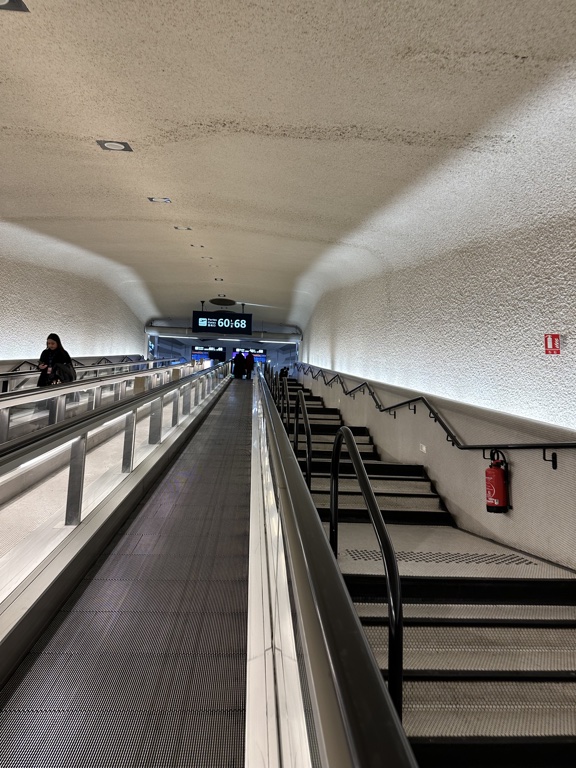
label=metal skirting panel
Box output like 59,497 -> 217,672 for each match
0,380 -> 253,768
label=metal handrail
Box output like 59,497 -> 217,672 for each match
281,375 -> 291,432
0,357 -> 180,387
330,426 -> 404,719
257,371 -> 417,768
0,362 -> 229,470
295,363 -> 576,465
292,389 -> 312,489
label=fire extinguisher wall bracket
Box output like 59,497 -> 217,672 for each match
485,449 -> 511,513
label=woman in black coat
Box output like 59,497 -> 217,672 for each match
37,333 -> 73,387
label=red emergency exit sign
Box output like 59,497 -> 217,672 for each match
544,334 -> 561,355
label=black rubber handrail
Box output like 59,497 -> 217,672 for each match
258,372 -> 416,768
296,363 -> 576,461
330,425 -> 404,719
281,375 -> 291,432
293,389 -> 312,489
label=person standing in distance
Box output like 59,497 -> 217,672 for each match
245,351 -> 255,380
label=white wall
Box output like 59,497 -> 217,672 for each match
298,366 -> 576,570
1,256 -> 146,360
300,212 -> 576,431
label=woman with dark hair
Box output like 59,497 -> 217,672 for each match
37,333 -> 74,387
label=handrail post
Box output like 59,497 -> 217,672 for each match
65,434 -> 87,526
122,410 -> 137,473
149,396 -> 163,444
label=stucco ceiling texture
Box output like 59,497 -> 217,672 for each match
1,1 -> 575,326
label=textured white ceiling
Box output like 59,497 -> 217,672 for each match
1,1 -> 575,327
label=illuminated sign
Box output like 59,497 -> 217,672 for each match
192,311 -> 252,334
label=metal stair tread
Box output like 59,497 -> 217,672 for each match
311,478 -> 432,493
313,493 -> 442,511
364,625 -> 576,672
329,523 -> 576,581
354,602 -> 576,623
403,680 -> 576,738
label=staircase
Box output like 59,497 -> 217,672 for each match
280,377 -> 576,768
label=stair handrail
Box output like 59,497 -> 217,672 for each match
259,372 -> 416,767
330,427 -> 403,720
293,389 -> 312,488
330,425 -> 404,719
296,363 -> 576,463
281,375 -> 291,432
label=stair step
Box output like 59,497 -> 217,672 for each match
300,434 -> 373,445
365,625 -> 576,675
300,446 -> 378,459
318,507 -> 452,526
404,679 -> 576,739
313,493 -> 442,512
345,575 -> 576,605
311,477 -> 432,493
354,602 -> 576,626
301,459 -> 425,476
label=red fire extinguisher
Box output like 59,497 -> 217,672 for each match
485,450 -> 509,513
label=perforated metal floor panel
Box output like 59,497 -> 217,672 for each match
0,380 -> 253,768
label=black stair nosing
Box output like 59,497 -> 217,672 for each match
302,424 -> 370,434
311,471 -> 429,481
344,575 -> 576,605
317,509 -> 453,526
302,462 -> 427,477
360,616 -> 576,629
313,489 -> 440,499
410,738 -> 576,768
381,670 -> 576,682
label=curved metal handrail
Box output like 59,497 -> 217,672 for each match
295,363 -> 576,463
293,389 -> 312,489
330,425 -> 404,719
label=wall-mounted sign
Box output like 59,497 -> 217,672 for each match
193,346 -> 224,352
233,348 -> 266,355
192,311 -> 252,334
544,334 -> 561,355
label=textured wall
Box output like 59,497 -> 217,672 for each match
1,257 -> 145,359
298,366 -> 576,569
301,212 -> 576,430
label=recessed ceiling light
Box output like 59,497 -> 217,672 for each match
174,226 -> 193,230
0,1 -> 29,11
97,140 -> 132,151
148,197 -> 171,203
217,294 -> 226,298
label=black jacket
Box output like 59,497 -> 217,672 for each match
37,347 -> 73,387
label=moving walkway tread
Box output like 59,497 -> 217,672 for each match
0,381 -> 253,768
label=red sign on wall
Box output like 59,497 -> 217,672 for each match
544,334 -> 561,355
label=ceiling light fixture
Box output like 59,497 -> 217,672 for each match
0,1 -> 29,11
174,226 -> 193,230
148,197 -> 171,203
97,140 -> 132,151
